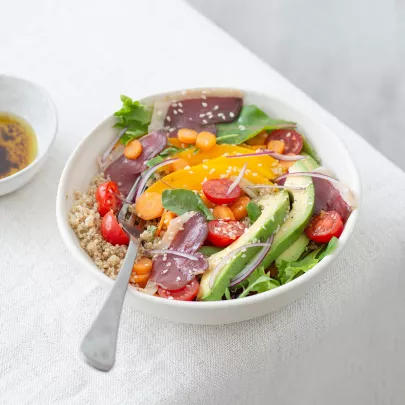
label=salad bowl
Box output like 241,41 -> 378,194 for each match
56,88 -> 360,325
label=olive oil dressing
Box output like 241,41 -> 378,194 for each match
0,113 -> 37,179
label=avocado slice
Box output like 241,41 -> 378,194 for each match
275,234 -> 310,267
198,191 -> 290,301
259,159 -> 315,270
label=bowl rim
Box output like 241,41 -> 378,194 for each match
56,87 -> 361,309
0,74 -> 58,185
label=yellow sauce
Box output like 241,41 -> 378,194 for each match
0,112 -> 37,179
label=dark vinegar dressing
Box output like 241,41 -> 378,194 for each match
0,113 -> 37,179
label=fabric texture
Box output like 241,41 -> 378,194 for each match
1,0 -> 405,404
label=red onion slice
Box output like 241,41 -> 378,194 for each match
148,249 -> 199,261
100,127 -> 128,164
135,158 -> 178,201
227,163 -> 247,195
209,238 -> 273,289
230,176 -> 259,199
227,150 -> 306,161
274,171 -> 340,185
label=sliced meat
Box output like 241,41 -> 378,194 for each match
266,129 -> 303,154
151,252 -> 208,291
150,211 -> 209,290
312,177 -> 352,222
105,129 -> 168,196
165,97 -> 243,137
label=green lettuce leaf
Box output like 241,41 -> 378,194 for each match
114,95 -> 153,145
277,237 -> 339,284
162,189 -> 215,220
236,266 -> 280,298
216,105 -> 295,145
246,201 -> 262,223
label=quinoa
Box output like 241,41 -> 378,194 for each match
69,174 -> 127,279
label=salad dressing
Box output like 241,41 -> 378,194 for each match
0,113 -> 37,179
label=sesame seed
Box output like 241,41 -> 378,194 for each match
252,173 -> 258,177
157,110 -> 162,116
173,110 -> 178,115
172,103 -> 178,107
189,117 -> 193,121
178,102 -> 183,107
184,165 -> 190,170
202,165 -> 208,169
202,119 -> 208,124
178,108 -> 184,113
218,112 -> 224,117
202,159 -> 209,162
238,125 -> 246,130
214,105 -> 219,110
258,163 -> 263,167
202,102 -> 208,107
222,116 -> 226,120
199,113 -> 206,117
229,112 -> 235,118
166,116 -> 171,122
189,171 -> 194,174
169,128 -> 175,132
286,132 -> 291,137
162,269 -> 168,274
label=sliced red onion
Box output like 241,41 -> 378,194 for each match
274,171 -> 340,185
100,127 -> 128,163
99,144 -> 125,172
229,236 -> 273,287
230,176 -> 259,199
148,249 -> 199,261
227,163 -> 247,195
247,184 -> 308,191
135,158 -> 178,201
209,238 -> 273,289
227,150 -> 305,161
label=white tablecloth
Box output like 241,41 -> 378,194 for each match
1,1 -> 405,404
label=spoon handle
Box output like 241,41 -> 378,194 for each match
80,236 -> 139,371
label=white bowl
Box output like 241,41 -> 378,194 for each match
56,88 -> 360,325
0,75 -> 58,195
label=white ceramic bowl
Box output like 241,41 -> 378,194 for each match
56,88 -> 360,325
0,75 -> 58,195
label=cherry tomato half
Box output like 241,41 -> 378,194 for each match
158,279 -> 200,301
95,181 -> 122,217
207,220 -> 247,247
202,178 -> 241,205
305,210 -> 344,243
101,211 -> 129,246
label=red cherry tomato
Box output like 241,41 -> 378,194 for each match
95,181 -> 122,217
202,178 -> 241,205
207,220 -> 247,247
158,279 -> 200,301
101,211 -> 129,246
266,129 -> 303,154
305,211 -> 344,243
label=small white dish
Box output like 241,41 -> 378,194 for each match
0,75 -> 58,195
56,88 -> 360,325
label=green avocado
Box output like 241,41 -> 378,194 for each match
259,159 -> 315,270
198,191 -> 290,301
275,234 -> 310,267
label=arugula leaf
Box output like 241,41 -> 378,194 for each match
198,246 -> 223,257
246,201 -> 262,223
237,266 -> 280,298
114,95 -> 153,145
145,146 -> 187,167
162,189 -> 215,220
216,105 -> 295,145
277,237 -> 339,284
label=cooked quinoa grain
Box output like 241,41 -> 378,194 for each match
69,174 -> 128,278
